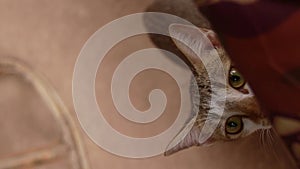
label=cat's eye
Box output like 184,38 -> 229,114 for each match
225,116 -> 243,135
229,67 -> 245,89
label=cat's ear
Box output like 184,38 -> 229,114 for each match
164,117 -> 216,156
168,23 -> 221,67
164,124 -> 200,156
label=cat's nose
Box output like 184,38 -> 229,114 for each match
261,118 -> 269,125
260,118 -> 272,128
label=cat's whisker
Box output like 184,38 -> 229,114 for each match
266,129 -> 274,144
258,130 -> 264,151
265,130 -> 271,151
267,129 -> 282,162
262,130 -> 267,152
257,132 -> 260,144
261,129 -> 269,154
268,128 -> 276,144
266,129 -> 273,152
260,128 -> 280,162
259,130 -> 264,148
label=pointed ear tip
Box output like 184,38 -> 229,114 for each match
163,144 -> 173,156
163,149 -> 174,156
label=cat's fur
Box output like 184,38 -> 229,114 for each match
164,24 -> 271,155
146,0 -> 272,156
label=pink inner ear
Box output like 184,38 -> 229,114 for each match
200,27 -> 221,48
205,30 -> 222,48
164,127 -> 200,156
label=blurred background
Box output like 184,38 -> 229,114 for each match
0,0 -> 296,168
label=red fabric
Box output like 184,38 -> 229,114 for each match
199,0 -> 300,120
223,10 -> 300,118
198,0 -> 300,163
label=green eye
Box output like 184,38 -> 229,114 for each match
225,116 -> 243,135
229,67 -> 245,89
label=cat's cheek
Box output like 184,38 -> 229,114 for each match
243,118 -> 264,135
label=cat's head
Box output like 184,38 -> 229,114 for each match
165,24 -> 272,155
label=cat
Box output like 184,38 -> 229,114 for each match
164,23 -> 272,155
